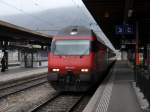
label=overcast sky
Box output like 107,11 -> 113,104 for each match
0,0 -> 115,51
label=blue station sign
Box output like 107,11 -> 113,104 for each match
116,24 -> 134,35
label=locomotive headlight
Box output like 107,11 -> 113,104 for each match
81,69 -> 88,72
52,69 -> 60,72
84,69 -> 88,72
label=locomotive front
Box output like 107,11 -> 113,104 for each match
47,26 -> 94,91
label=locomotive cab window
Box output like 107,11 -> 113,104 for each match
51,40 -> 90,56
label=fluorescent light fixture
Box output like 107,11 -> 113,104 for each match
32,45 -> 41,48
128,9 -> 133,17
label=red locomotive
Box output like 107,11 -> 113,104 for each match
48,26 -> 115,91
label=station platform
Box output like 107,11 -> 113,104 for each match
83,61 -> 142,112
0,67 -> 47,85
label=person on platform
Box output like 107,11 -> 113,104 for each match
1,52 -> 6,72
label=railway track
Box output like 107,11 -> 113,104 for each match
29,91 -> 88,112
0,74 -> 48,98
27,77 -> 100,112
0,68 -> 112,111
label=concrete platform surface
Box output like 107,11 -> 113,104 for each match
0,67 -> 47,85
83,61 -> 142,112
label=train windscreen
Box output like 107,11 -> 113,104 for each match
52,40 -> 90,55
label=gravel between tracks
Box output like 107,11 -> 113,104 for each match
35,95 -> 81,112
0,83 -> 56,112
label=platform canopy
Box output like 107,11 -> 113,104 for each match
0,0 -> 116,52
83,0 -> 150,48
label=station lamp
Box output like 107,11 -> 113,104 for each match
128,9 -> 133,17
104,11 -> 109,18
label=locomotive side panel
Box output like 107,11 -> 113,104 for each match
90,39 -> 108,83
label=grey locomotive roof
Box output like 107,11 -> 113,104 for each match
58,26 -> 93,37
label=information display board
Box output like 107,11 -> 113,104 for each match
116,24 -> 134,35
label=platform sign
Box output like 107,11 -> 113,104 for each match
121,44 -> 126,49
125,25 -> 134,34
116,24 -> 134,35
116,25 -> 124,34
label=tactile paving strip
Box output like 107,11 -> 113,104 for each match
95,70 -> 116,112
